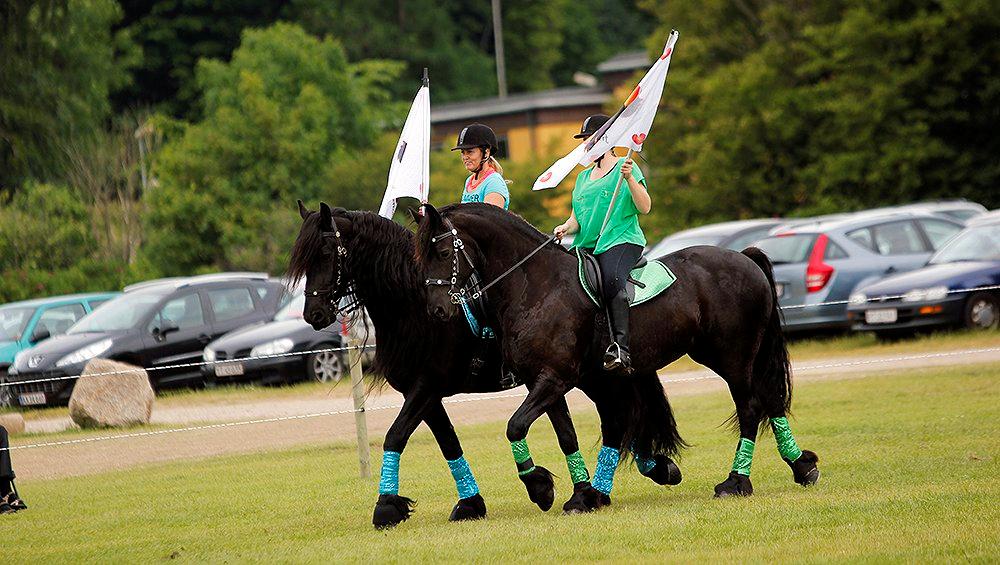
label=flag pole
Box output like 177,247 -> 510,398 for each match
598,148 -> 634,238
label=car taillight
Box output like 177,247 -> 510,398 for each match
806,234 -> 834,293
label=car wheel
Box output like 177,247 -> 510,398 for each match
963,292 -> 999,330
307,349 -> 344,383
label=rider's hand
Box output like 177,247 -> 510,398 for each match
553,223 -> 569,241
621,159 -> 634,180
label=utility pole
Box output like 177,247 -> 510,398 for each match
492,0 -> 508,98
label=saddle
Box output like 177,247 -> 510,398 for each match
575,248 -> 677,308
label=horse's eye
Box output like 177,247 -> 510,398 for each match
439,247 -> 452,260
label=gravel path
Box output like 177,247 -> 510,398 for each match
11,348 -> 999,480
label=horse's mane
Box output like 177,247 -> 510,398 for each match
416,202 -> 570,262
286,211 -> 325,287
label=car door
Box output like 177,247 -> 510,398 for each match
142,291 -> 213,385
869,220 -> 932,274
206,284 -> 265,340
28,303 -> 87,344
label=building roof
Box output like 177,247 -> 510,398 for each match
596,50 -> 651,74
431,86 -> 608,124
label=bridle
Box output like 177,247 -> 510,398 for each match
425,218 -> 558,305
307,228 -> 361,317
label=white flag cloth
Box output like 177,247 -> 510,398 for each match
379,83 -> 430,218
533,30 -> 679,190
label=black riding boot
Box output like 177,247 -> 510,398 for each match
603,292 -> 633,374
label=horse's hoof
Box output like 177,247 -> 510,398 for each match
714,472 -> 753,498
372,494 -> 415,529
787,450 -> 820,486
519,466 -> 555,512
641,454 -> 683,486
448,493 -> 487,522
562,481 -> 611,514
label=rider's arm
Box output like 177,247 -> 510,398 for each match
554,211 -> 579,238
484,192 -> 507,208
621,159 -> 651,214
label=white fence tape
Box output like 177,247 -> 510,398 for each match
778,283 -> 999,310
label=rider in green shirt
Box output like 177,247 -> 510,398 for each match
553,114 -> 652,374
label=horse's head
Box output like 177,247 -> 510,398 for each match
415,204 -> 476,321
287,200 -> 353,331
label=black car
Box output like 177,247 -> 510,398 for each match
847,212 -> 1000,337
7,273 -> 288,407
202,293 -> 345,385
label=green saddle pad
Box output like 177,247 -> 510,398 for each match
576,249 -> 677,307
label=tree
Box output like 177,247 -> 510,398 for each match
143,22 -> 402,276
0,0 -> 137,193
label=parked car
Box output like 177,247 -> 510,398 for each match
865,199 -> 988,223
6,273 -> 288,407
0,292 -> 119,405
645,219 -> 785,258
753,212 -> 965,332
202,293 -> 345,385
847,211 -> 1000,336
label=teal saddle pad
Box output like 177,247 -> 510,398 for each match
575,248 -> 677,307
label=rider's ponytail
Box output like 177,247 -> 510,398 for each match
487,154 -> 513,185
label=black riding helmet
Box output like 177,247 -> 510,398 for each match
452,123 -> 499,155
574,114 -> 611,139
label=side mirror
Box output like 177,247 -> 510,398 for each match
154,320 -> 180,340
30,326 -> 51,343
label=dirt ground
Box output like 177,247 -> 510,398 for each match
10,348 -> 999,480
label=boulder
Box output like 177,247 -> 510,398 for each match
69,359 -> 154,429
0,412 -> 25,435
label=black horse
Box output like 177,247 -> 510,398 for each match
416,203 -> 820,497
286,202 -> 681,529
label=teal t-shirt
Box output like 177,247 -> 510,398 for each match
461,171 -> 509,209
570,157 -> 647,254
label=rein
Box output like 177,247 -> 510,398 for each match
425,219 -> 557,305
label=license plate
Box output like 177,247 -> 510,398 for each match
775,283 -> 785,298
215,362 -> 245,377
19,392 -> 46,406
865,308 -> 898,324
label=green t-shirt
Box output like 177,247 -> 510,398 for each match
571,157 -> 647,254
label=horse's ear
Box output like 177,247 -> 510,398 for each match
319,202 -> 333,232
422,204 -> 442,229
297,199 -> 309,220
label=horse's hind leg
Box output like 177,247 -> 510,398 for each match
424,402 -> 488,522
506,375 -> 567,512
546,397 -> 607,514
715,374 -> 760,498
769,415 -> 820,486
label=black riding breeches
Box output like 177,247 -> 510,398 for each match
596,243 -> 643,303
0,425 -> 13,482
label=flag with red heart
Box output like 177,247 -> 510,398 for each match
534,30 -> 679,190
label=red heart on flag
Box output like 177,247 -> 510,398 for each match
660,47 -> 672,60
539,171 -> 552,182
631,133 -> 647,145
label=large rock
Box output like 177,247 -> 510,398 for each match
69,359 -> 154,429
0,412 -> 25,435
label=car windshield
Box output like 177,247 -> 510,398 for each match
928,224 -> 1000,264
647,235 -> 723,257
275,294 -> 305,321
755,234 -> 818,264
69,289 -> 170,333
0,306 -> 35,342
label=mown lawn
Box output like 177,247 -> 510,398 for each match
2,365 -> 998,562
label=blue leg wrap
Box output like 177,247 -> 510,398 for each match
635,454 -> 656,476
447,455 -> 480,499
592,446 -> 620,495
379,451 -> 401,495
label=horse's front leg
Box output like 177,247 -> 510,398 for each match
423,401 -> 488,522
506,374 -> 567,511
372,389 -> 433,529
546,396 -> 609,514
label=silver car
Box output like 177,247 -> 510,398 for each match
753,212 -> 965,332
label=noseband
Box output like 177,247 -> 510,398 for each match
424,222 -> 484,305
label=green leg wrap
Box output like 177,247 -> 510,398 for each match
770,417 -> 803,462
565,451 -> 589,484
731,438 -> 755,477
511,439 -> 535,475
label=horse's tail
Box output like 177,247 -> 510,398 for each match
620,371 -> 686,462
742,246 -> 793,421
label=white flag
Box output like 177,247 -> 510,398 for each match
379,75 -> 430,218
533,30 -> 679,190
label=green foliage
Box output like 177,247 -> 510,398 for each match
0,0 -> 137,192
641,0 -> 1000,233
143,22 -> 401,276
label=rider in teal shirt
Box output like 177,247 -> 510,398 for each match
452,123 -> 509,209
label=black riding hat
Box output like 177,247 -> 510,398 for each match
452,123 -> 499,155
574,114 -> 611,139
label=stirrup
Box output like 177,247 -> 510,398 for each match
603,343 -> 624,370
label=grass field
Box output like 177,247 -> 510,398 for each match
2,364 -> 997,562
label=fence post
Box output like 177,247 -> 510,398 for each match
342,320 -> 370,478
